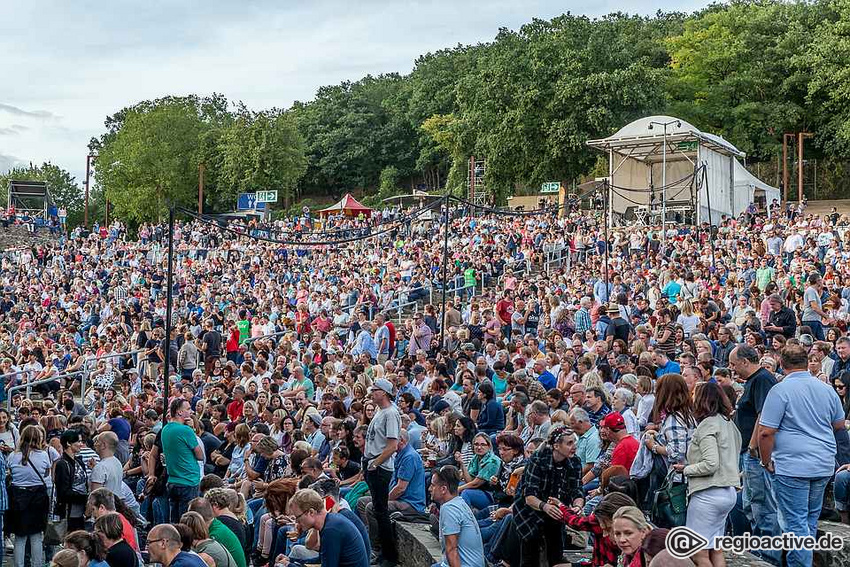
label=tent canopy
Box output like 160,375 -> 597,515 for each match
318,194 -> 373,217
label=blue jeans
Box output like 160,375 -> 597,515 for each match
248,498 -> 266,550
460,488 -> 493,511
167,483 -> 199,523
742,454 -> 781,564
770,474 -> 830,567
835,469 -> 850,511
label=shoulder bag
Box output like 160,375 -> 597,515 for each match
28,455 -> 66,546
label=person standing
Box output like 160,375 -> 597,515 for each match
429,465 -> 485,567
160,398 -> 204,522
758,345 -> 845,567
801,272 -> 829,341
363,378 -> 401,567
513,426 -> 584,567
729,344 -> 779,563
674,382 -> 742,567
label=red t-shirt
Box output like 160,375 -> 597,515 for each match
495,299 -> 514,325
227,399 -> 244,422
610,436 -> 639,471
120,513 -> 139,552
386,321 -> 396,354
226,328 -> 240,353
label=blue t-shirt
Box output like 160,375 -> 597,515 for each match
339,508 -> 371,560
537,371 -> 557,390
656,360 -> 681,378
391,444 -> 426,512
109,417 -> 131,441
320,513 -> 369,567
170,551 -> 208,567
760,371 -> 843,478
437,496 -> 485,567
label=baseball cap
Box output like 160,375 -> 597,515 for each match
431,400 -> 450,414
601,412 -> 626,432
370,378 -> 394,396
462,343 -> 476,351
412,364 -> 425,375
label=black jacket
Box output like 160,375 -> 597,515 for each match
54,453 -> 88,518
768,306 -> 796,338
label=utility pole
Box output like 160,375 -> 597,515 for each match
798,132 -> 813,204
782,133 -> 795,207
84,154 -> 93,227
198,163 -> 205,214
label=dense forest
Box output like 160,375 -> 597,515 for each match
82,0 -> 850,222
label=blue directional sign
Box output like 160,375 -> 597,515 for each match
237,193 -> 267,211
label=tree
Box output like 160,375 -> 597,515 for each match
220,109 -> 308,209
666,1 -> 825,161
94,98 -> 212,223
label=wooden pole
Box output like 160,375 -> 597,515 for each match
84,155 -> 91,227
782,134 -> 790,206
198,163 -> 205,214
798,132 -> 804,204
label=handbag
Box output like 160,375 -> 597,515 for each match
27,455 -> 66,546
651,468 -> 688,529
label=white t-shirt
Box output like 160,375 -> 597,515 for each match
90,455 -> 125,494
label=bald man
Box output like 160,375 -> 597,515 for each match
146,524 -> 206,567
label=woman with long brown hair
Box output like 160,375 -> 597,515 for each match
644,373 -> 695,473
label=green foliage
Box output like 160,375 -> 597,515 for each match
83,1 -> 850,213
0,162 -> 85,226
220,109 -> 307,209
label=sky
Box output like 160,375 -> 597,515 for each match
0,0 -> 708,185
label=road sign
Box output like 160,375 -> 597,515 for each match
541,182 -> 560,194
237,193 -> 267,211
256,190 -> 278,203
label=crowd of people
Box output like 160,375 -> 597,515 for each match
0,198 -> 848,567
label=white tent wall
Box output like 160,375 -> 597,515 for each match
697,145 -> 735,224
649,159 -> 694,202
610,153 -> 650,213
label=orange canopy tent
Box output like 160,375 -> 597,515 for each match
317,194 -> 373,218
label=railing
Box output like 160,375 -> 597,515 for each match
4,350 -> 143,409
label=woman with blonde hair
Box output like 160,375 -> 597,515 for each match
582,371 -> 610,405
677,299 -> 701,337
612,506 -> 653,567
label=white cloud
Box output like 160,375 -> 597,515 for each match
0,0 -> 708,181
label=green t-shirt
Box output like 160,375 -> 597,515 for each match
237,319 -> 250,344
160,422 -> 200,487
294,377 -> 315,400
464,267 -> 476,288
209,518 -> 247,567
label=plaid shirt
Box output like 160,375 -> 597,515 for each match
522,377 -> 548,402
575,308 -> 592,335
658,413 -> 694,480
513,445 -> 583,539
0,451 -> 7,512
559,508 -> 620,567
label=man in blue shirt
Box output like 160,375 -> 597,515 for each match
428,465 -> 485,567
759,345 -> 845,567
351,322 -> 377,363
286,488 -> 369,567
357,430 -> 425,554
652,350 -> 681,378
374,314 -> 391,364
532,359 -> 557,390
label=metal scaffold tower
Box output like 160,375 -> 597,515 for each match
468,156 -> 487,208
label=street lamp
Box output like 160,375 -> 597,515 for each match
84,154 -> 97,227
647,119 -> 681,247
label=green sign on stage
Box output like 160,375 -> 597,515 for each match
541,182 -> 560,194
256,190 -> 278,203
676,141 -> 698,152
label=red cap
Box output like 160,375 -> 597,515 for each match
601,412 -> 626,431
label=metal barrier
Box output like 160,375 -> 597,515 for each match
4,349 -> 143,409
6,371 -> 84,409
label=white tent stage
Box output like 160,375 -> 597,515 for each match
587,115 -> 780,225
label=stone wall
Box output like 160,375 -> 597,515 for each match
395,521 -> 441,567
